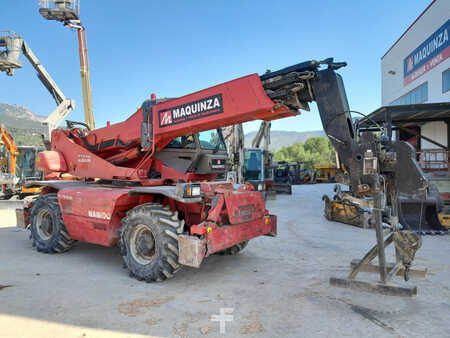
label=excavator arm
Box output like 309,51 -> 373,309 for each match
251,121 -> 271,150
0,125 -> 19,186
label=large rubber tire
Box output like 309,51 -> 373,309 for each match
29,193 -> 76,253
119,203 -> 184,282
217,240 -> 249,255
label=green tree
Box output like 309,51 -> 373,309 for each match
273,137 -> 335,169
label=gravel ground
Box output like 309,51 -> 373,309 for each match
0,184 -> 449,337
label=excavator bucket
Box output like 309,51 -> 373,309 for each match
322,195 -> 370,228
398,198 -> 448,234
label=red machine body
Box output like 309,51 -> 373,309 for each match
51,180 -> 276,248
37,74 -> 296,182
28,177 -> 276,271
28,65 -> 304,277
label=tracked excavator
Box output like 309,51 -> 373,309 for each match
16,58 -> 440,293
223,121 -> 280,199
0,126 -> 44,199
247,121 -> 291,196
0,125 -> 19,189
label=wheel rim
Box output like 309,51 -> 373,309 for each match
36,209 -> 54,240
130,224 -> 156,265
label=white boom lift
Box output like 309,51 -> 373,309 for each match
0,31 -> 75,139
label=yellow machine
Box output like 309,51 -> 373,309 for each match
426,172 -> 450,229
0,126 -> 43,199
0,125 -> 17,173
438,213 -> 450,228
323,189 -> 373,228
314,165 -> 338,183
0,125 -> 19,190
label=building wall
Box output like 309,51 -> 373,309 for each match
421,121 -> 447,149
381,0 -> 449,150
381,0 -> 449,105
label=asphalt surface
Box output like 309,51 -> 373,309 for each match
1,184 -> 449,337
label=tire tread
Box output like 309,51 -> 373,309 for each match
119,203 -> 183,282
29,193 -> 76,254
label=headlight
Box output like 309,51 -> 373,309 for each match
258,184 -> 263,191
184,184 -> 202,198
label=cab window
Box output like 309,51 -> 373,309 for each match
165,135 -> 196,149
244,150 -> 262,180
198,129 -> 226,150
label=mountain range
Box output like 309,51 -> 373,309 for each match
0,103 -> 46,145
0,103 -> 46,129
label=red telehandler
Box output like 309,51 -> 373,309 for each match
20,59 -> 440,286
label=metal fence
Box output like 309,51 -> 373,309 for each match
418,149 -> 450,171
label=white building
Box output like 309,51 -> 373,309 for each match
381,0 -> 449,150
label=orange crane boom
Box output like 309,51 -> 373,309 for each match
0,125 -> 18,177
39,0 -> 95,130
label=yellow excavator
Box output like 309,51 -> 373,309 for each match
0,125 -> 43,199
0,125 -> 18,190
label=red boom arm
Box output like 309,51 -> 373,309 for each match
40,73 -> 297,182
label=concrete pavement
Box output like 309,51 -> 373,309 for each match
0,184 -> 449,337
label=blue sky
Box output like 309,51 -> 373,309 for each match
1,0 -> 431,133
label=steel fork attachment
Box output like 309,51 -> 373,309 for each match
330,179 -> 426,297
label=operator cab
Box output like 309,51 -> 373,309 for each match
274,161 -> 290,184
244,149 -> 262,181
16,146 -> 45,182
243,148 -> 275,196
154,129 -> 228,177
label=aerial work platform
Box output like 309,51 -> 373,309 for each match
38,0 -> 80,22
0,31 -> 23,75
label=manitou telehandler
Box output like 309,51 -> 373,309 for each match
18,58 -> 441,291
